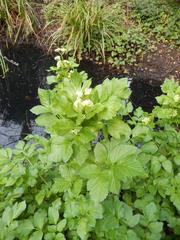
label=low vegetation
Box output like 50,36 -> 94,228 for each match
0,56 -> 179,239
0,0 -> 37,42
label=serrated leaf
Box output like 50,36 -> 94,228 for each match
57,219 -> 67,232
77,218 -> 88,240
44,233 -> 56,240
55,233 -> 66,240
12,201 -> 26,219
87,173 -> 109,202
162,160 -> 172,173
149,222 -> 163,233
17,219 -> 34,237
35,190 -> 46,205
144,202 -> 158,222
38,89 -> 51,107
109,144 -> 138,163
94,142 -> 107,163
48,206 -> 59,224
108,118 -> 131,140
127,214 -> 140,227
29,230 -> 43,240
34,210 -> 46,229
2,207 -> 13,226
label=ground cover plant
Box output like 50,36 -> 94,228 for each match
0,0 -> 37,42
131,0 -> 180,46
0,56 -> 179,239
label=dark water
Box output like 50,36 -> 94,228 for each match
0,44 -> 55,147
0,47 -> 161,147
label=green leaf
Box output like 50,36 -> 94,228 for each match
127,214 -> 140,227
31,105 -> 50,115
29,230 -> 43,240
98,96 -> 120,120
144,202 -> 158,222
79,164 -> 99,179
35,190 -> 46,205
141,142 -> 158,154
12,201 -> 26,219
87,173 -> 109,202
38,89 -> 51,106
44,233 -> 56,240
57,219 -> 67,232
94,142 -> 107,163
55,233 -> 66,240
108,169 -> 121,194
109,144 -> 138,163
47,75 -> 57,84
77,218 -> 88,240
48,205 -> 59,224
108,118 -> 131,140
149,222 -> 163,233
17,219 -> 34,237
162,160 -> 172,173
34,210 -> 46,230
2,207 -> 13,226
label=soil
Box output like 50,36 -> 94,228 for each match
127,43 -> 180,85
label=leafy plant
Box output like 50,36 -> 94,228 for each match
131,0 -> 180,45
0,56 -> 179,239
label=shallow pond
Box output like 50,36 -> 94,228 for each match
0,45 -> 161,147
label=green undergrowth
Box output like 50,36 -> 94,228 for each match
0,55 -> 179,239
131,0 -> 180,46
0,0 -> 37,42
44,0 -> 179,67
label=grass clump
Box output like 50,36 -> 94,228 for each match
0,0 -> 37,42
44,0 -> 148,66
44,0 -> 123,59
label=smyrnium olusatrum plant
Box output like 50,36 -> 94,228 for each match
0,54 -> 179,239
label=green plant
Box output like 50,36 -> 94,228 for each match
131,0 -> 180,45
0,0 -> 37,42
44,0 -> 149,66
153,79 -> 180,127
0,49 -> 8,78
0,57 -> 179,239
45,0 -> 123,60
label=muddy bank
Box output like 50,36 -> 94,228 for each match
127,43 -> 180,85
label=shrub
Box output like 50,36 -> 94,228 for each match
0,56 -> 179,239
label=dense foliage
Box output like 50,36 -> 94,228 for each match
0,56 -> 179,239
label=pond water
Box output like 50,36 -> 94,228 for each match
0,45 -> 161,147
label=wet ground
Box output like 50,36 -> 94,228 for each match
0,45 -> 162,147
